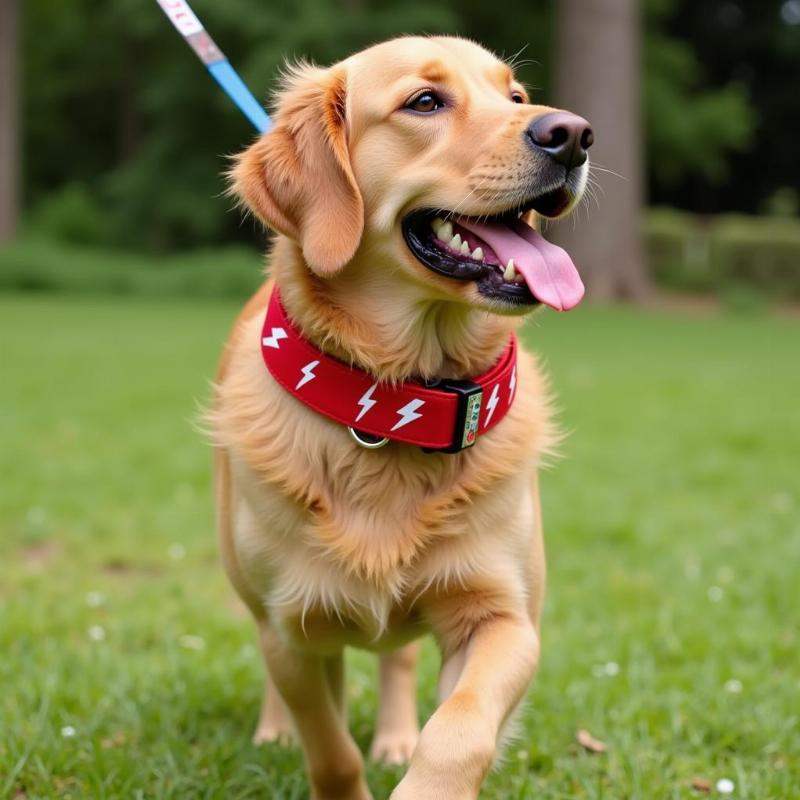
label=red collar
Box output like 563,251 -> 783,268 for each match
260,289 -> 518,453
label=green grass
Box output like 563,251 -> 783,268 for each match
1,294 -> 798,799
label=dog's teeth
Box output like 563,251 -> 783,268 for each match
450,233 -> 462,249
460,240 -> 471,256
471,247 -> 484,261
503,259 -> 516,281
436,221 -> 453,243
514,274 -> 525,284
431,217 -> 445,233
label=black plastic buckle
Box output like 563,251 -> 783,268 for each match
424,379 -> 483,454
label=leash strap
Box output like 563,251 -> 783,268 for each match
155,0 -> 272,133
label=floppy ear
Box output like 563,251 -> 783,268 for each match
230,64 -> 363,275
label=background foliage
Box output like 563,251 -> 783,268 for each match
21,0 -> 798,253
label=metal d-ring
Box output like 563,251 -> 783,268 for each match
348,427 -> 390,449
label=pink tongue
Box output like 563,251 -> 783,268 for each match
458,217 -> 585,311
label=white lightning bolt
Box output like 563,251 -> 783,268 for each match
262,327 -> 288,349
355,382 -> 379,422
484,383 -> 500,425
509,365 -> 517,402
295,359 -> 320,390
390,398 -> 425,431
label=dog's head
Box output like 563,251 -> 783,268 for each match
232,36 -> 592,315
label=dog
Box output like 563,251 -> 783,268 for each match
211,35 -> 592,800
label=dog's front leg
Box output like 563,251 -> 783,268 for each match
260,625 -> 372,800
390,614 -> 539,800
370,642 -> 420,765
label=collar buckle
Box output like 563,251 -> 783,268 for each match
424,379 -> 483,454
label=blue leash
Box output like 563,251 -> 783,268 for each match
156,0 -> 272,134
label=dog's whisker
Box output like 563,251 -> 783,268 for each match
446,171 -> 497,219
586,178 -> 606,201
589,163 -> 629,182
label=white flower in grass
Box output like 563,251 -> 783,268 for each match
707,585 -> 724,602
85,591 -> 105,608
61,725 -> 76,738
27,507 -> 47,526
87,625 -> 106,642
592,661 -> 620,678
769,492 -> 793,513
716,777 -> 735,794
179,634 -> 205,651
724,679 -> 743,694
168,543 -> 186,561
239,644 -> 256,659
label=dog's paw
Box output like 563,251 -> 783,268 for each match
252,722 -> 296,747
312,780 -> 373,800
369,726 -> 419,766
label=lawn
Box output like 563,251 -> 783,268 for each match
1,294 -> 798,799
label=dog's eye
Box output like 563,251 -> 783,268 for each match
406,91 -> 445,113
511,92 -> 526,104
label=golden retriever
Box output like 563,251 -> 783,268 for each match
211,35 -> 592,800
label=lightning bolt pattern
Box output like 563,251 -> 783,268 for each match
355,383 -> 379,422
295,360 -> 320,390
390,398 -> 425,431
484,383 -> 500,426
262,327 -> 288,349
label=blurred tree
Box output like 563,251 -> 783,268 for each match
438,0 -> 552,89
22,0 -> 456,251
19,0 -> 769,253
645,0 -> 754,195
553,0 -> 649,300
650,0 -> 795,214
0,0 -> 20,242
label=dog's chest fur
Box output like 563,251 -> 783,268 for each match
213,315 -> 553,645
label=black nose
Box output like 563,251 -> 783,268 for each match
526,112 -> 594,171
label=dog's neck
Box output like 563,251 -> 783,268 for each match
271,237 -> 521,382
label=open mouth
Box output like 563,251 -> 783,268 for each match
402,188 -> 584,311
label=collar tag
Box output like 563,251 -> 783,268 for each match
462,390 -> 484,449
427,380 -> 484,454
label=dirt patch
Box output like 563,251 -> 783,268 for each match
102,558 -> 161,577
21,540 -> 60,568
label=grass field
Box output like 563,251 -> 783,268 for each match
1,294 -> 798,799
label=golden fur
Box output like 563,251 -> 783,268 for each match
211,35 -> 584,800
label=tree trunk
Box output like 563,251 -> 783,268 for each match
552,0 -> 649,301
0,0 -> 20,243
